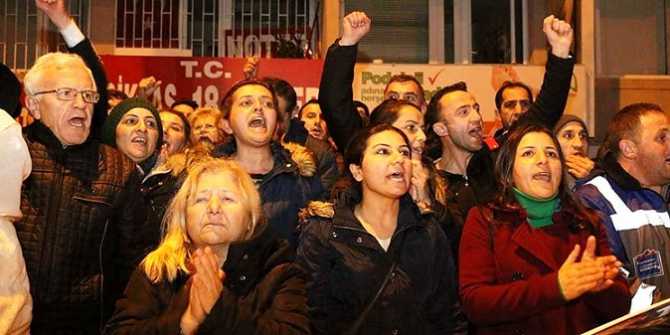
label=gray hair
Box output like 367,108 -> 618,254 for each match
23,52 -> 96,95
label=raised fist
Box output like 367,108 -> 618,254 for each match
339,11 -> 371,47
543,15 -> 573,59
36,0 -> 70,30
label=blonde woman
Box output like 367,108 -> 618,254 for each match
188,107 -> 225,148
105,158 -> 309,335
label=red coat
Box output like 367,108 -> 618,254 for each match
459,204 -> 630,335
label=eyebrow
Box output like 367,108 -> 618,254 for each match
520,145 -> 557,150
196,188 -> 235,195
238,94 -> 272,99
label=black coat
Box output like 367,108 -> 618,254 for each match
318,41 -> 462,258
104,225 -> 310,335
17,122 -> 142,334
296,196 -> 468,335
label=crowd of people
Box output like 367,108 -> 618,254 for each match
2,1 -> 670,334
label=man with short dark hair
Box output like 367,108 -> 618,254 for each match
576,103 -> 670,302
423,15 -> 574,249
384,74 -> 427,112
493,81 -> 534,141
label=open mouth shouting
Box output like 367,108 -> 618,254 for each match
532,171 -> 552,182
68,114 -> 89,128
131,135 -> 148,146
387,168 -> 407,183
469,125 -> 483,142
309,126 -> 325,139
248,115 -> 267,130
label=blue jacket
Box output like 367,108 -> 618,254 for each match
575,153 -> 670,297
214,140 -> 323,246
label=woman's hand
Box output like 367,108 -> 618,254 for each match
409,159 -> 429,200
557,236 -> 621,301
565,154 -> 595,179
180,248 -> 225,334
409,159 -> 431,207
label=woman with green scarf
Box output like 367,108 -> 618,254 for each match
458,123 -> 630,335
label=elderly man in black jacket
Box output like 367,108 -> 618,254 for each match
14,1 -> 147,333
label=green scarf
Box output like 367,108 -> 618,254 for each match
512,188 -> 559,228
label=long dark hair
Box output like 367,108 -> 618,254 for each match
493,123 -> 598,232
333,124 -> 411,205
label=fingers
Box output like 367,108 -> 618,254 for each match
543,14 -> 573,58
346,11 -> 371,27
581,236 -> 597,261
543,15 -> 571,34
196,248 -> 221,289
542,15 -> 556,33
563,244 -> 581,265
566,155 -> 594,170
552,19 -> 573,35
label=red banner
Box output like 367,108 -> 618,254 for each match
100,55 -> 323,109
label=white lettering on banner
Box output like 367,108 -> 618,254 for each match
225,35 -> 275,58
107,75 -> 318,109
164,84 -> 177,108
180,61 -> 199,78
204,61 -> 224,79
192,85 -> 220,107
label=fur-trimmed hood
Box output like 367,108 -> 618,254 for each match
212,140 -> 317,178
298,200 -> 335,224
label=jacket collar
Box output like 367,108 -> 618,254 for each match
332,195 -> 423,236
27,121 -> 100,166
224,223 -> 292,273
213,139 -> 301,183
597,152 -> 643,191
488,204 -> 585,269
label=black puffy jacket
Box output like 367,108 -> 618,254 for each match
17,122 -> 144,334
296,196 -> 468,335
104,225 -> 310,335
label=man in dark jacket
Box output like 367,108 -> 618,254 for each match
424,15 -> 574,226
576,103 -> 670,303
318,12 -> 426,155
16,2 -> 146,333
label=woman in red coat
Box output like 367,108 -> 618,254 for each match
459,123 -> 630,334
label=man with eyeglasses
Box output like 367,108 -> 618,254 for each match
16,48 -> 146,335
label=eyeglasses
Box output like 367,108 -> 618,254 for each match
502,99 -> 530,110
32,87 -> 100,104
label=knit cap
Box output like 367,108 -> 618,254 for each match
102,97 -> 163,147
553,114 -> 587,135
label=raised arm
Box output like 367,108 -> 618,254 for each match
514,15 -> 574,133
37,0 -> 109,139
318,12 -> 371,153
